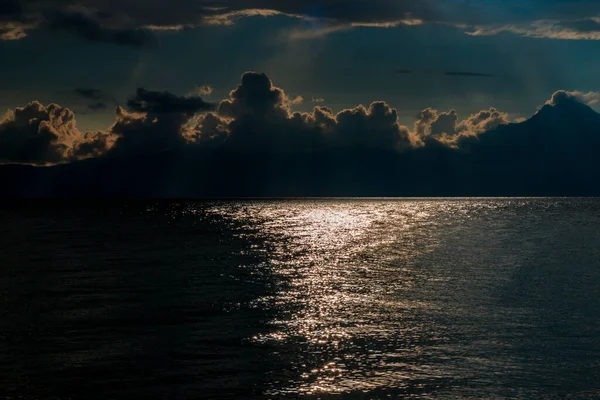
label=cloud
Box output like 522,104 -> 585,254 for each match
190,85 -> 213,97
46,10 -> 156,46
331,101 -> 416,149
312,97 -> 325,103
466,18 -> 600,41
0,0 -> 21,17
414,107 -> 510,147
196,72 -> 321,150
430,110 -> 458,137
127,88 -> 214,114
192,111 -> 229,145
0,0 -> 32,39
457,108 -> 510,136
108,105 -> 184,154
4,0 -> 600,43
0,86 -> 215,163
546,90 -> 600,106
74,130 -> 115,158
0,5 -> 157,45
73,87 -> 113,111
215,72 -> 289,120
193,72 -> 417,151
0,101 -> 112,164
290,96 -> 304,105
106,87 -> 215,154
0,21 -> 28,39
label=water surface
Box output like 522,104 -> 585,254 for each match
1,198 -> 600,399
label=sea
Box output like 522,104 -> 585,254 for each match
1,198 -> 600,399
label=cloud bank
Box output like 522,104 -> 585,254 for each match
0,86 -> 215,164
1,71 -> 598,168
1,72 -> 600,196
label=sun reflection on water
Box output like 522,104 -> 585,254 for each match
204,200 -> 461,396
137,198 -> 600,399
197,199 -> 577,398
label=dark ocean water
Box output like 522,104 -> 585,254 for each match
2,199 -> 600,399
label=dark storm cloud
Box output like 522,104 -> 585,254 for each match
0,101 -> 111,164
0,0 -> 30,39
127,88 -> 214,115
0,0 -> 21,18
0,101 -> 72,164
0,87 -> 215,163
107,105 -> 189,155
46,10 -> 156,46
3,0 -> 600,42
193,72 -> 417,151
107,88 -> 215,155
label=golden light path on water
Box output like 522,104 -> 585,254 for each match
199,198 -> 598,399
206,200 -> 469,396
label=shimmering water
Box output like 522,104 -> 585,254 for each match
2,199 -> 600,399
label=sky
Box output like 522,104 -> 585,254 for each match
2,0 -> 600,130
2,0 -> 600,195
